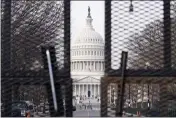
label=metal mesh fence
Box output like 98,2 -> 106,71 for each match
10,1 -> 64,71
171,0 -> 176,69
1,0 -> 72,117
111,1 -> 164,70
103,0 -> 176,117
1,0 -> 176,117
105,78 -> 176,117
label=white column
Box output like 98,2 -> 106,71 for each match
83,61 -> 85,71
73,62 -> 75,70
94,84 -> 96,97
78,61 -> 80,70
93,61 -> 95,71
80,62 -> 81,70
75,84 -> 77,95
98,84 -> 100,96
91,62 -> 93,70
85,62 -> 87,70
74,84 -> 76,96
77,62 -> 79,70
97,62 -> 99,71
83,84 -> 85,96
101,62 -> 103,71
72,62 -> 74,70
93,84 -> 94,97
79,62 -> 81,70
97,62 -> 98,71
75,62 -> 76,70
77,62 -> 78,70
79,84 -> 80,96
91,84 -> 92,97
87,84 -> 88,97
88,61 -> 90,70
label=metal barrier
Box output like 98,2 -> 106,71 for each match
101,0 -> 176,117
1,0 -> 72,117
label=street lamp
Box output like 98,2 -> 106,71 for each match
112,87 -> 115,105
145,62 -> 151,110
128,84 -> 131,108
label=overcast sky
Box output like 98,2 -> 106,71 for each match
71,1 -> 105,43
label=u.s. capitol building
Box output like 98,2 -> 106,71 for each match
71,7 -> 104,98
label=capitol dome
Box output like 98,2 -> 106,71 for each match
71,6 -> 104,98
74,28 -> 104,44
72,6 -> 104,45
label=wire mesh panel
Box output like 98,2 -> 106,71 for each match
102,77 -> 176,117
10,1 -> 64,71
1,0 -> 72,117
171,0 -> 176,69
111,1 -> 164,70
122,81 -> 176,117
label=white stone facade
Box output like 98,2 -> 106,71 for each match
71,7 -> 104,98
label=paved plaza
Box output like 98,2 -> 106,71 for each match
73,98 -> 100,117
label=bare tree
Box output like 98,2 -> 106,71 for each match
1,1 -> 64,108
10,1 -> 64,70
127,1 -> 176,106
128,1 -> 176,69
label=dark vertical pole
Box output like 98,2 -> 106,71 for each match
128,83 -> 131,108
101,78 -> 108,117
116,51 -> 128,117
105,0 -> 112,76
65,79 -> 73,117
64,0 -> 71,75
163,0 -> 171,70
160,0 -> 171,116
64,0 -> 72,116
2,0 -> 12,117
2,0 -> 11,71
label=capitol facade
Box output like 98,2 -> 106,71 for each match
71,7 -> 104,98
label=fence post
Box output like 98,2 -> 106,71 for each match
160,0 -> 171,116
116,51 -> 128,117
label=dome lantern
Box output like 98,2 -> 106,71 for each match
86,6 -> 93,29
